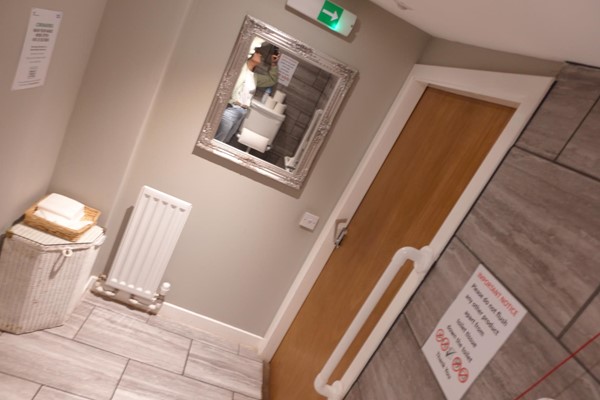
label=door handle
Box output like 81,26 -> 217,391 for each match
334,227 -> 348,248
334,219 -> 349,248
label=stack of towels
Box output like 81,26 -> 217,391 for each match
263,90 -> 287,114
34,193 -> 92,230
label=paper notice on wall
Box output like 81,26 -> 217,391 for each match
277,54 -> 299,87
12,8 -> 63,90
422,264 -> 526,400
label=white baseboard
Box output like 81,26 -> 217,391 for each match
84,275 -> 262,350
159,302 -> 263,350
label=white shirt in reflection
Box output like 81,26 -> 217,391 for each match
231,63 -> 256,107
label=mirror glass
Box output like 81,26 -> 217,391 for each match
195,16 -> 357,189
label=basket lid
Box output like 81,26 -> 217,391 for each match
8,223 -> 104,248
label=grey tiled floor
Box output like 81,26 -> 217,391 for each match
0,293 -> 264,400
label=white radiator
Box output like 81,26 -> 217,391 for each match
93,186 -> 192,312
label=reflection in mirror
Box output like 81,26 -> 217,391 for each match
195,16 -> 357,189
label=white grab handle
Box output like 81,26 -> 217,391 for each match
314,245 -> 434,399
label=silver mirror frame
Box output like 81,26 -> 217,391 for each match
195,16 -> 357,190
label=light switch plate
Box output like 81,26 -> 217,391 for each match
299,212 -> 319,231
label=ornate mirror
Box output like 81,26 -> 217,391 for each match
195,16 -> 357,189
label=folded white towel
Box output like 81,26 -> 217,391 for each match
37,193 -> 85,221
34,209 -> 92,230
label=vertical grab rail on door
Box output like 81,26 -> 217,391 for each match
314,245 -> 435,400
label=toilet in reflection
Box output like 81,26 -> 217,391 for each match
237,98 -> 286,153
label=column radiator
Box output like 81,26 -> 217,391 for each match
93,186 -> 192,313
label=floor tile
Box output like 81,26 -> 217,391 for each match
517,65 -> 600,159
457,148 -> 600,335
559,63 -> 600,85
75,307 -> 190,374
344,383 -> 363,400
558,98 -> 600,179
358,315 -> 445,400
238,343 -> 261,361
405,238 -> 479,345
561,293 -> 600,379
234,394 -> 259,400
148,314 -> 238,353
186,340 -> 263,399
83,293 -> 150,322
46,301 -> 94,339
0,371 -> 40,399
0,331 -> 126,400
112,360 -> 231,400
463,315 -> 587,400
34,387 -> 90,399
555,369 -> 600,400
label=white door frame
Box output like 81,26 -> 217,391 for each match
259,64 -> 553,377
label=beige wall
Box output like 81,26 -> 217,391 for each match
0,0 -> 107,231
50,0 -> 192,227
1,0 -> 563,337
50,0 -> 429,336
419,37 -> 564,76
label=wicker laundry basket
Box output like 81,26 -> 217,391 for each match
0,223 -> 105,334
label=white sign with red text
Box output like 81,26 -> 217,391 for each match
422,264 -> 526,400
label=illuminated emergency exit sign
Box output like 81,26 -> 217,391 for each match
287,0 -> 357,36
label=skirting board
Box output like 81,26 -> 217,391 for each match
159,302 -> 263,350
84,276 -> 262,351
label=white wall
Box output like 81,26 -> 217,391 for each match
49,0 -> 430,336
0,0 -> 106,231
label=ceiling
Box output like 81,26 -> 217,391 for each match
370,0 -> 600,68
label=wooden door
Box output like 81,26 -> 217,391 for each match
269,87 -> 515,399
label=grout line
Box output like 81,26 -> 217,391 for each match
552,158 -> 600,183
508,141 -> 599,177
554,361 -> 600,397
456,236 -> 563,338
554,94 -> 600,162
510,89 -> 600,183
405,314 -> 446,397
589,359 -> 600,386
2,302 -> 262,400
143,310 -> 242,356
31,384 -> 42,400
146,317 -> 201,345
73,302 -> 96,339
183,338 -> 193,377
40,385 -> 96,400
558,284 -> 600,339
2,303 -> 262,399
514,331 -> 600,399
109,359 -> 130,400
456,236 -> 595,375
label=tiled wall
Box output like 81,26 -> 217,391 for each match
346,63 -> 600,400
233,53 -> 333,168
266,61 -> 333,167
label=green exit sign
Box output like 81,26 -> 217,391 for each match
317,1 -> 344,29
287,0 -> 357,37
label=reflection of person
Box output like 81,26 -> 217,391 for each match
214,43 -> 280,143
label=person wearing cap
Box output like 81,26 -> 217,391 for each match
214,43 -> 280,144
